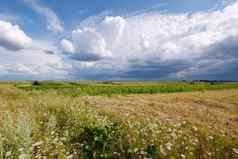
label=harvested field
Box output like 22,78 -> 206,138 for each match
84,90 -> 238,137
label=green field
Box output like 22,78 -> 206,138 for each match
16,81 -> 238,96
0,81 -> 238,159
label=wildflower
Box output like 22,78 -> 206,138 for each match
170,131 -> 177,139
181,154 -> 186,159
19,154 -> 28,159
18,148 -> 24,152
176,123 -> 182,127
140,150 -> 146,155
178,130 -> 183,134
67,155 -> 73,159
60,137 -> 67,141
194,138 -> 198,143
134,148 -> 139,153
207,152 -> 212,156
232,148 -> 238,154
208,136 -> 214,140
192,126 -> 198,131
6,151 -> 11,157
113,152 -> 120,156
165,142 -> 172,151
80,143 -> 84,148
168,128 -> 172,133
160,145 -> 167,156
32,141 -> 43,147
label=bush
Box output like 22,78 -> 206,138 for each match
32,80 -> 41,86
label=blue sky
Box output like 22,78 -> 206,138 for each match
0,0 -> 238,80
1,0 -> 222,33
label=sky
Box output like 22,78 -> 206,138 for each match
0,0 -> 238,80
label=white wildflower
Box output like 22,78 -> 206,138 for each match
181,154 -> 186,159
208,136 -> 214,140
232,148 -> 238,154
18,148 -> 24,152
193,126 -> 198,131
170,131 -> 177,139
32,141 -> 43,147
160,145 -> 167,156
140,150 -> 146,155
165,142 -> 173,151
134,148 -> 139,153
19,154 -> 29,159
67,155 -> 73,159
6,151 -> 11,157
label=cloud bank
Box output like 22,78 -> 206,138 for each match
0,46 -> 71,79
60,1 -> 238,80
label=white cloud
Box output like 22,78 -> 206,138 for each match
0,14 -> 66,79
70,1 -> 238,59
0,20 -> 32,50
71,28 -> 110,61
60,39 -> 75,54
0,40 -> 70,79
60,1 -> 238,79
61,16 -> 125,61
0,63 -> 40,75
24,0 -> 64,33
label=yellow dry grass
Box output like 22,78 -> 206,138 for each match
84,90 -> 238,137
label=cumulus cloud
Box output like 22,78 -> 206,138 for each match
61,16 -> 125,61
24,0 -> 64,33
60,39 -> 75,54
0,13 -> 66,79
0,20 -> 32,50
61,1 -> 238,80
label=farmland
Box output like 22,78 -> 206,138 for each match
16,81 -> 238,96
0,81 -> 238,159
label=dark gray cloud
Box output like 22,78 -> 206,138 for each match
70,52 -> 103,61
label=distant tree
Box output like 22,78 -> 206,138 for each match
32,80 -> 41,86
210,82 -> 215,85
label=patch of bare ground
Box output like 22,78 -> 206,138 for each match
83,90 -> 238,137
